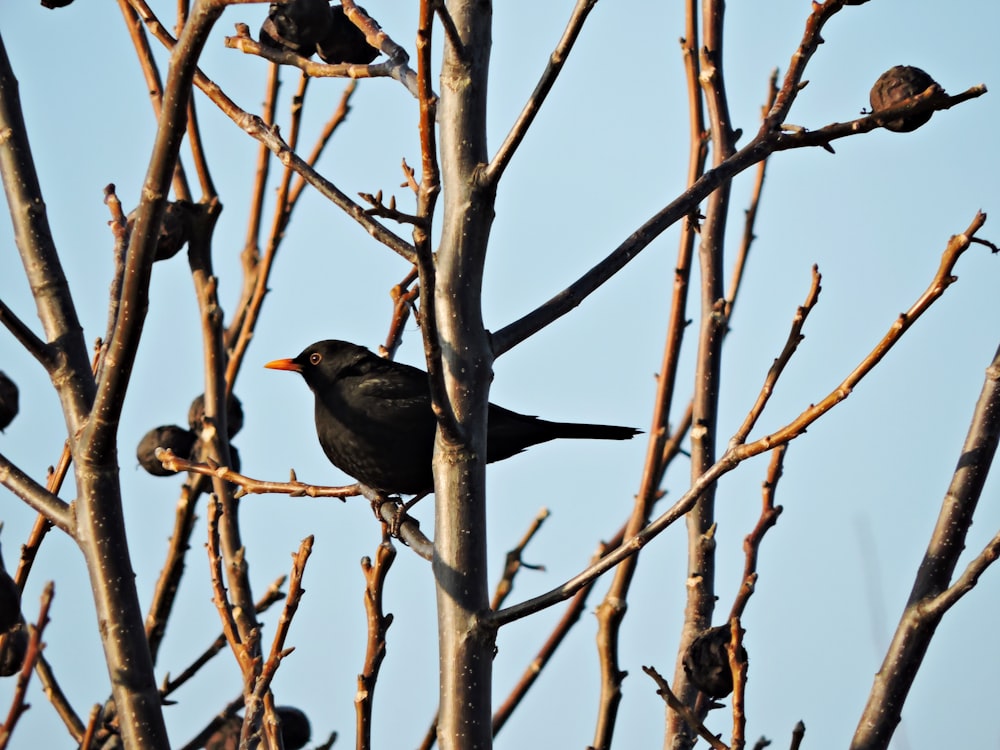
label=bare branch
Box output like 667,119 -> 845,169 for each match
492,213 -> 989,626
157,449 -> 358,499
851,336 -> 1000,749
485,0 -> 600,184
0,581 -> 54,749
224,21 -> 421,98
0,453 -> 73,534
355,535 -> 396,750
643,665 -> 730,750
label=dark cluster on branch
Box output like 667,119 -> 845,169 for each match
202,706 -> 312,750
0,371 -> 17,432
869,65 -> 941,133
261,1 -> 381,65
125,200 -> 197,263
0,540 -> 25,677
682,625 -> 747,700
136,393 -> 244,477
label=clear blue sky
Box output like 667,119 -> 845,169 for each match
1,1 -> 998,747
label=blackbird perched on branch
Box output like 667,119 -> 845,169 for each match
266,340 -> 640,495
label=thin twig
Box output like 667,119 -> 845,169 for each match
730,267 -> 822,446
160,576 -> 287,699
157,449 -> 358,499
643,665 -> 729,750
729,445 -> 786,621
355,533 -> 396,750
491,212 -> 989,627
486,0 -> 600,184
851,335 -> 1000,749
489,509 -> 549,611
0,582 -> 54,749
727,618 -> 748,750
126,0 -> 417,263
224,20 -> 420,98
492,539 -> 609,739
242,537 -> 313,748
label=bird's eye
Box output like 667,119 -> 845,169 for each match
309,352 -> 322,365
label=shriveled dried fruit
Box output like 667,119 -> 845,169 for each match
870,65 -> 939,133
260,0 -> 333,57
126,201 -> 193,262
137,425 -> 196,476
0,624 -> 27,677
682,624 -> 747,699
0,542 -> 21,634
188,393 -> 245,438
0,372 -> 18,432
204,706 -> 311,750
316,5 -> 380,65
276,706 -> 311,750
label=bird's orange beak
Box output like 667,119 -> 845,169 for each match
264,358 -> 302,373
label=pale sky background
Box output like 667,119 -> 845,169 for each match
1,1 -> 999,748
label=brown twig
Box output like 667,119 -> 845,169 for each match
730,267 -> 821,446
13,444 -> 71,589
157,448 -> 358,499
851,336 -> 1000,749
242,537 -> 313,749
380,267 -> 420,359
725,69 -> 779,318
360,190 -> 428,226
492,212 -> 989,627
727,618 -> 748,750
355,533 -> 396,750
0,581 -> 54,749
205,496 -> 246,669
160,576 -> 287,699
79,704 -> 102,750
224,21 -> 420,98
729,445 -> 786,621
226,79 -> 358,388
31,654 -> 85,742
116,0 -> 192,200
490,508 -> 549,611
492,539 -> 609,739
126,0 -> 416,264
485,0 -> 601,185
643,665 -> 729,750
790,720 -> 805,750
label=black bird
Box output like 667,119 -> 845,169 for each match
265,340 -> 639,495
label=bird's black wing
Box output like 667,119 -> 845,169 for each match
341,355 -> 433,417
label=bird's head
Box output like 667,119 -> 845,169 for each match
265,339 -> 369,391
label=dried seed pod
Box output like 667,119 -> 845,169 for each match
869,65 -> 939,132
0,543 -> 21,634
126,201 -> 193,261
136,425 -> 197,476
188,393 -> 245,438
204,715 -> 239,750
0,624 -> 27,677
682,624 -> 747,699
204,707 -> 311,750
0,372 -> 18,432
260,0 -> 333,57
316,4 -> 380,65
41,0 -> 75,7
276,706 -> 311,750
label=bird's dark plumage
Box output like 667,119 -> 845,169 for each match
266,340 -> 639,494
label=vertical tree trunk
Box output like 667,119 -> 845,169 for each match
433,2 -> 496,749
